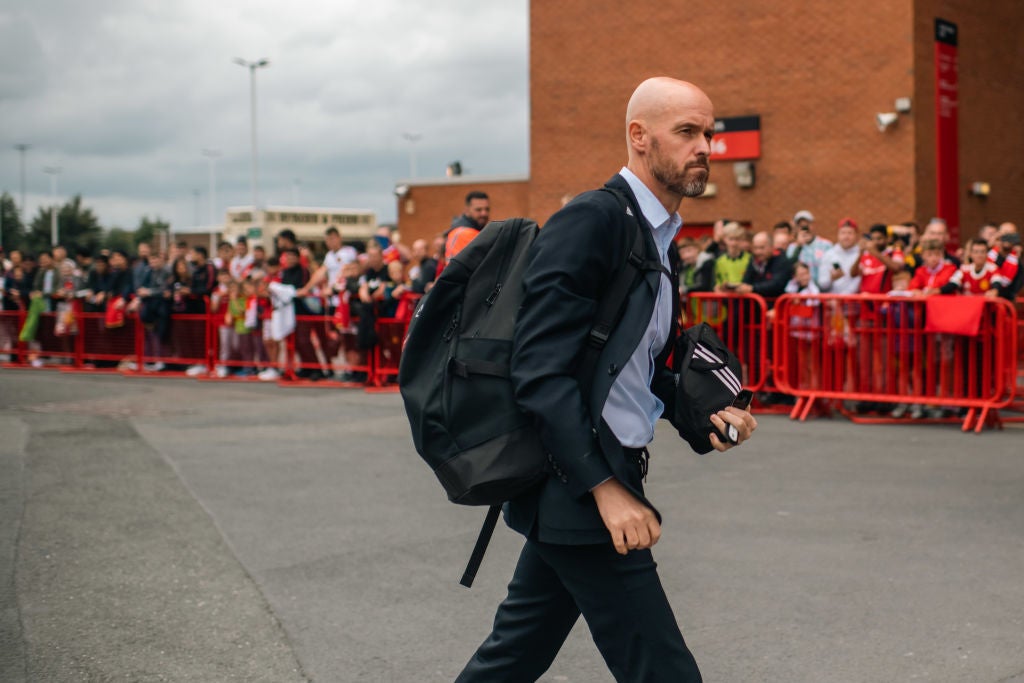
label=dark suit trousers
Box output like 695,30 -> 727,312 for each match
455,539 -> 702,683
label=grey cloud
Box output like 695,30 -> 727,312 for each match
0,0 -> 528,230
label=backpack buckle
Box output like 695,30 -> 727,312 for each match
587,327 -> 610,348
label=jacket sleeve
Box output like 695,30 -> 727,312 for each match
511,197 -> 625,499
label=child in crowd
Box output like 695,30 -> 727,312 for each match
885,270 -> 920,419
53,260 -> 84,338
211,269 -> 234,378
257,257 -> 282,381
225,279 -> 257,376
380,260 -> 409,319
909,239 -> 957,295
783,261 -> 821,390
948,239 -> 999,296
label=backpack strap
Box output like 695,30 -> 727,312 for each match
460,504 -> 502,588
575,187 -> 663,400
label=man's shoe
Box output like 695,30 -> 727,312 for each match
258,368 -> 280,381
925,407 -> 946,420
909,404 -> 925,420
185,364 -> 207,377
890,403 -> 908,419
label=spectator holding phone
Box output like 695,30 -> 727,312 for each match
858,224 -> 904,294
817,218 -> 863,293
792,209 -> 832,282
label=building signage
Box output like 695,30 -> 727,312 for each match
710,115 -> 761,161
934,18 -> 960,246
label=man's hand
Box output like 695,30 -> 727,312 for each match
708,405 -> 758,452
591,478 -> 661,555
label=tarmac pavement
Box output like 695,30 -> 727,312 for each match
1,369 -> 1023,682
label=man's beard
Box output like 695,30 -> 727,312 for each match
650,138 -> 709,197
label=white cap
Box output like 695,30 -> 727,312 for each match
793,210 -> 815,223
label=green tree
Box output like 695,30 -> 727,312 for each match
103,227 -> 136,254
26,194 -> 103,255
0,191 -> 27,253
135,216 -> 170,248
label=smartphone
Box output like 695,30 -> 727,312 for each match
721,389 -> 753,444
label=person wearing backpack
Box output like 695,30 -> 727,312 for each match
454,78 -> 757,682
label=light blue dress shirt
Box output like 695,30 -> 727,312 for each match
600,168 -> 681,448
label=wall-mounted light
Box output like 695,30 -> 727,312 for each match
969,182 -> 991,197
733,162 -> 755,189
894,97 -> 912,113
876,112 -> 898,132
394,184 -> 410,199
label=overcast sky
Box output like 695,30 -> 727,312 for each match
0,0 -> 529,232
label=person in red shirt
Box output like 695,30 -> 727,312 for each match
988,231 -> 1021,299
444,191 -> 491,262
858,223 -> 904,294
948,239 -> 1000,296
909,240 -> 957,294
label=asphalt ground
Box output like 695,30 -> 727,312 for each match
1,369 -> 1022,682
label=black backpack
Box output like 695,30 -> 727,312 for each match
398,189 -> 654,586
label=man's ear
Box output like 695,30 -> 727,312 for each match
628,120 -> 647,151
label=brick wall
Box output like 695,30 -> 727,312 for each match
529,0 -> 918,240
913,0 -> 1024,243
395,178 -> 529,246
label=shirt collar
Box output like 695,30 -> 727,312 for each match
618,168 -> 682,253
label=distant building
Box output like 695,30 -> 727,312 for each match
221,206 -> 377,249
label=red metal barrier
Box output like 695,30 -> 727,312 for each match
0,306 -> 27,365
772,293 -> 1018,432
683,292 -> 769,392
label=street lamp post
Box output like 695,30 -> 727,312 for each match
14,144 -> 30,216
402,132 -> 422,178
43,166 -> 61,247
234,57 -> 270,227
202,149 -> 221,227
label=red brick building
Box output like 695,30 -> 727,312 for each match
398,1 -> 1023,247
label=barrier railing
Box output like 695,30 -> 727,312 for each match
772,293 -> 1018,432
4,290 -> 1019,434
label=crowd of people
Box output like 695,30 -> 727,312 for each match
0,225 -> 444,381
676,211 -> 1022,420
2,196 -> 1021,402
678,211 -> 1022,303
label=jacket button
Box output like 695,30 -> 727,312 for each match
560,475 -> 569,484
608,363 -> 618,375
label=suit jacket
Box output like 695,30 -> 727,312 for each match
507,174 -> 678,545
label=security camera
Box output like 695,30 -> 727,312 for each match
394,184 -> 410,198
876,112 -> 898,132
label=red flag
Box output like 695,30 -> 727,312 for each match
924,295 -> 984,336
